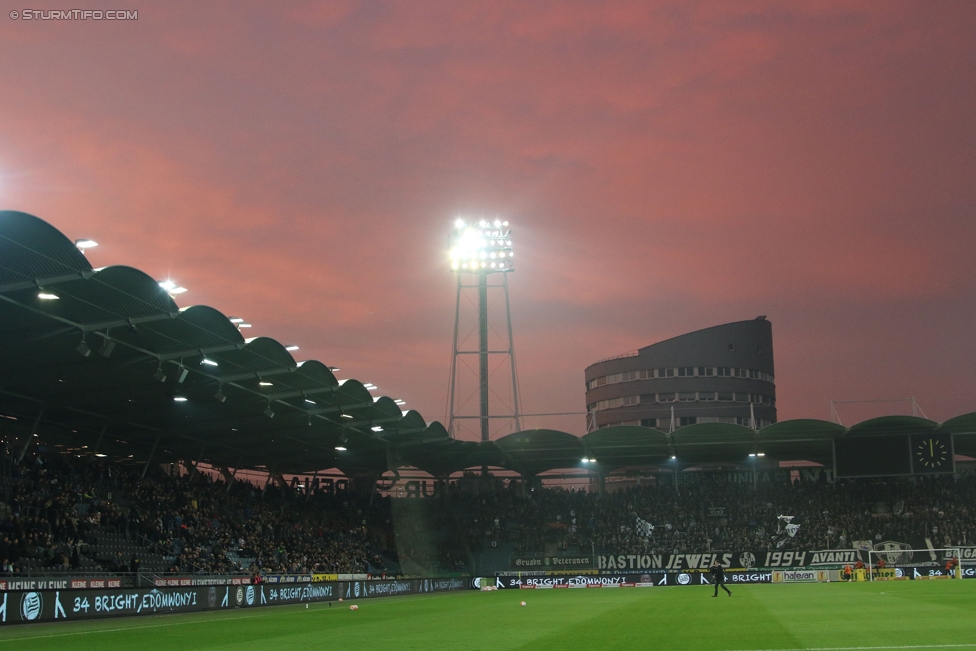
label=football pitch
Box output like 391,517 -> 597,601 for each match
1,581 -> 974,650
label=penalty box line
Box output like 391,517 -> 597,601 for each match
729,645 -> 976,651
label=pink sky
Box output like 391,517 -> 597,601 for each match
1,1 -> 974,439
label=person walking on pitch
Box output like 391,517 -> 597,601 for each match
710,560 -> 731,597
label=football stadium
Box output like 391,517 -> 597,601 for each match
0,209 -> 975,650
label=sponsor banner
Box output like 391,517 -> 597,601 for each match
0,578 -> 469,626
510,555 -> 593,570
312,573 -> 339,582
902,567 -> 971,580
0,578 -> 127,592
491,571 -> 771,589
773,570 -> 827,583
943,547 -> 976,563
595,549 -> 863,571
149,576 -> 253,588
263,574 -> 313,584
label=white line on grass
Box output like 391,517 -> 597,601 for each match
730,645 -> 976,651
0,592 -> 459,643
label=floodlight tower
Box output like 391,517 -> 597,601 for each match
447,218 -> 522,441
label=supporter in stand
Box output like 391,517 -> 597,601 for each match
3,436 -> 976,578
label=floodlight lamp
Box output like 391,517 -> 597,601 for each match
177,367 -> 189,383
94,453 -> 107,458
757,452 -> 766,457
670,455 -> 677,460
749,453 -> 756,457
341,414 -> 354,419
263,406 -> 275,418
153,365 -> 167,383
305,399 -> 316,404
371,426 -> 383,432
159,280 -> 187,295
581,458 -> 589,463
100,339 -> 115,357
335,446 -> 347,451
454,218 -> 465,229
259,381 -> 273,386
38,292 -> 59,300
228,317 -> 244,324
74,239 -> 98,250
173,396 -> 187,402
394,399 -> 405,405
201,358 -> 218,366
285,345 -> 299,351
75,337 -> 91,358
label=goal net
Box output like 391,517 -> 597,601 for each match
866,547 -> 963,580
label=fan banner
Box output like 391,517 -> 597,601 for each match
595,549 -> 867,571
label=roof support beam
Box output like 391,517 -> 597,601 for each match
89,423 -> 107,462
17,409 -> 44,463
0,272 -> 90,295
141,435 -> 162,478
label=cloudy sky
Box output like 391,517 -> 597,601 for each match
1,1 -> 974,439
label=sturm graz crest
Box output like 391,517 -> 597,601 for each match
874,540 -> 913,565
739,552 -> 756,568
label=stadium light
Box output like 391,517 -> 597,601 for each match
74,238 -> 98,250
749,453 -> 756,457
173,396 -> 187,402
285,345 -> 299,351
335,446 -> 347,451
158,279 -> 187,295
449,218 -> 514,273
201,358 -> 218,366
757,452 -> 766,457
38,292 -> 59,300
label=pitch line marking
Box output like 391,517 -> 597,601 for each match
734,647 -> 976,651
0,593 -> 457,643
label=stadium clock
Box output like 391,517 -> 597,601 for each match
911,434 -> 952,474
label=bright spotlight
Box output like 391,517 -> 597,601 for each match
448,218 -> 514,274
159,280 -> 187,295
74,239 -> 98,250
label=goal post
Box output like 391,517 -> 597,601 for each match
866,548 -> 963,581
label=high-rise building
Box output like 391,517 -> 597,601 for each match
584,317 -> 776,431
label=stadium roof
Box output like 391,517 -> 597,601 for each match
2,210 -> 975,479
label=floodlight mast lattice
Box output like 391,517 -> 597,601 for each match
447,218 -> 522,442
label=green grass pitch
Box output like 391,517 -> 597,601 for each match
2,581 -> 974,650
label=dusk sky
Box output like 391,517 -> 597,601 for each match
2,1 -> 974,439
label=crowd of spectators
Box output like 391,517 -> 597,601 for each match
3,438 -> 975,577
0,441 -> 394,576
451,471 -> 976,557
